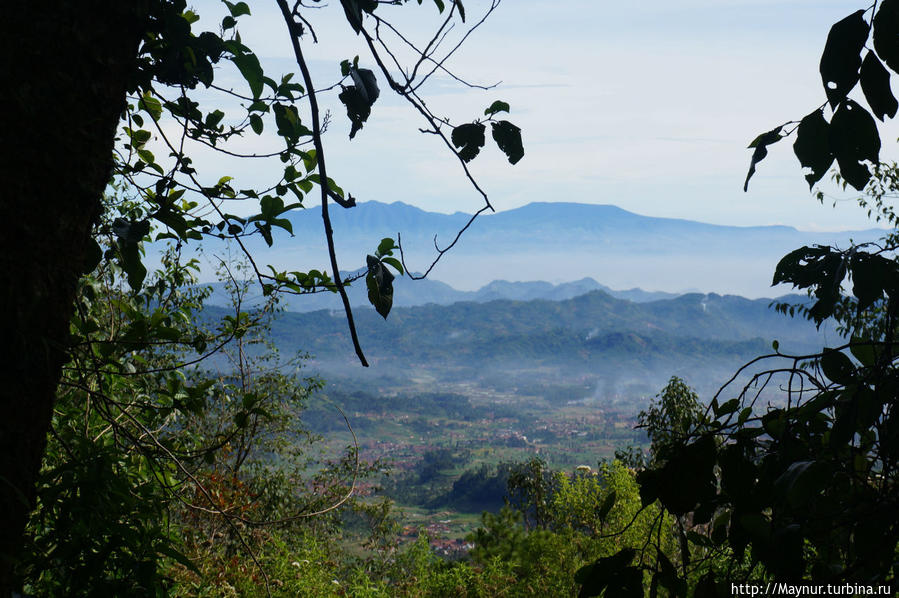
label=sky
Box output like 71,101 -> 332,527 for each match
182,0 -> 899,233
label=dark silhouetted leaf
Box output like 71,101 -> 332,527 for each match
819,10 -> 869,107
597,490 -> 616,520
772,245 -> 845,324
775,460 -> 830,508
81,238 -> 103,274
694,572 -> 721,598
873,0 -> 899,73
829,100 -> 880,190
860,52 -> 898,120
350,67 -> 380,105
793,110 -> 833,189
491,120 -> 524,164
451,123 -> 486,162
576,549 -> 641,598
821,348 -> 855,385
743,126 -> 782,191
341,0 -> 378,34
339,68 -> 379,139
366,255 -> 394,319
850,251 -> 897,309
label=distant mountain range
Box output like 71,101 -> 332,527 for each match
202,276 -> 681,312
189,200 -> 886,298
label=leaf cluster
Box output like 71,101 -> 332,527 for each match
745,3 -> 899,192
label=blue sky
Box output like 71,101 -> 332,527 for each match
185,0 -> 898,232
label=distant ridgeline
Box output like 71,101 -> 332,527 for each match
200,276 -> 682,312
201,285 -> 829,396
163,201 -> 885,298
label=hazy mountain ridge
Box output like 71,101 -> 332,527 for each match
201,200 -> 885,297
235,288 -> 827,379
202,276 -> 680,312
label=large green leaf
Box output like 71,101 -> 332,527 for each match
232,52 -> 264,99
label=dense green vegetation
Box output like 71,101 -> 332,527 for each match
6,1 -> 899,596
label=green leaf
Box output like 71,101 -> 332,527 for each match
743,126 -> 782,191
157,542 -> 201,576
249,113 -> 263,134
138,92 -> 163,121
873,0 -> 899,73
376,237 -> 397,257
233,52 -> 264,99
382,257 -> 404,275
366,255 -> 395,319
860,51 -> 898,120
819,10 -> 869,107
792,110 -> 833,190
224,1 -> 251,17
205,109 -> 225,129
484,100 -> 510,116
491,120 -> 524,164
714,398 -> 740,417
451,123 -> 486,162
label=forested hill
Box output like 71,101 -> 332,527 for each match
215,289 -> 830,388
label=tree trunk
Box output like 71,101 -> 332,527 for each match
0,3 -> 146,593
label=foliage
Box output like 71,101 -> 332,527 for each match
744,2 -> 898,193
11,0 -> 526,593
637,376 -> 704,465
111,0 -> 523,363
578,6 -> 899,595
